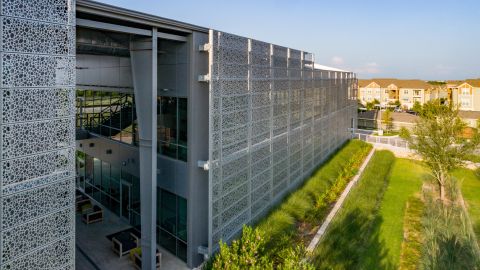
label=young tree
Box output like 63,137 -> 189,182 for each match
400,100 -> 480,201
412,101 -> 422,114
382,109 -> 393,133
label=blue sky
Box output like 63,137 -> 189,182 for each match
96,0 -> 480,80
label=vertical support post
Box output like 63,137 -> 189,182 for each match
130,28 -> 158,270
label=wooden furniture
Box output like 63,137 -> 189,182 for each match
82,205 -> 104,224
132,248 -> 161,270
112,232 -> 138,257
76,197 -> 92,213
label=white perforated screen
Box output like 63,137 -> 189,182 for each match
207,30 -> 357,253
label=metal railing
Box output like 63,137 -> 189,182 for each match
354,133 -> 409,149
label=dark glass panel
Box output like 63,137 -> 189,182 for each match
177,240 -> 187,262
101,161 -> 110,192
158,96 -> 177,143
159,142 -> 177,159
177,196 -> 187,242
93,158 -> 101,189
159,229 -> 176,255
178,146 -> 187,162
178,98 -> 187,147
160,190 -> 177,235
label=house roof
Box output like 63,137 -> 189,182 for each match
465,79 -> 480,88
358,79 -> 433,89
446,79 -> 480,88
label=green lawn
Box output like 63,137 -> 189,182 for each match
313,154 -> 428,270
312,150 -> 395,269
453,168 -> 480,245
377,159 -> 427,268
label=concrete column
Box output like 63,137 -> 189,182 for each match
130,29 -> 158,270
187,31 -> 210,267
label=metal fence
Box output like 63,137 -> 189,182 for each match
354,133 -> 409,149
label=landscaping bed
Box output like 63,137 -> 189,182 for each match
207,139 -> 372,268
312,150 -> 395,269
257,139 -> 372,262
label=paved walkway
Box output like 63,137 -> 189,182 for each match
76,207 -> 189,270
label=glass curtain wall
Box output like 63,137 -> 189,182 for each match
156,188 -> 187,261
75,151 -> 188,262
76,90 -> 138,145
157,97 -> 187,161
76,151 -> 141,225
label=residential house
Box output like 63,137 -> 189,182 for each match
358,79 -> 443,109
450,79 -> 480,111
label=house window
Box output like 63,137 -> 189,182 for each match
460,98 -> 471,107
413,90 -> 421,96
403,90 -> 409,95
461,88 -> 470,95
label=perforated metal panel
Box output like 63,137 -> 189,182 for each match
208,30 -> 357,253
0,1 -> 76,269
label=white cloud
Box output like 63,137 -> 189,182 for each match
330,56 -> 344,66
355,62 -> 381,75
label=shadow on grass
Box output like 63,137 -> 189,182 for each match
313,208 -> 395,270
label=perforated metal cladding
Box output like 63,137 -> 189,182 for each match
208,30 -> 357,252
0,0 -> 76,268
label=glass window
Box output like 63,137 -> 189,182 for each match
156,188 -> 188,262
93,158 -> 101,189
157,96 -> 188,161
178,98 -> 187,147
76,90 -> 138,146
158,97 -> 177,143
177,197 -> 187,242
160,190 -> 177,235
101,161 -> 110,192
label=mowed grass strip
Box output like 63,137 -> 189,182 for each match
312,150 -> 395,270
378,159 -> 427,268
398,195 -> 424,270
257,140 -> 372,258
453,168 -> 480,245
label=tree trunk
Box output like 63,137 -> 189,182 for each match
439,183 -> 445,202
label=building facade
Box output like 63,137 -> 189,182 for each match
0,0 -> 357,269
450,80 -> 480,111
358,79 -> 447,109
0,0 -> 76,269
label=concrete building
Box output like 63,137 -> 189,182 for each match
358,79 -> 447,109
0,0 -> 357,269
